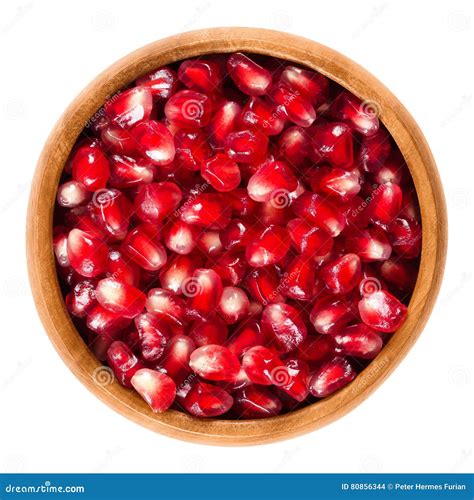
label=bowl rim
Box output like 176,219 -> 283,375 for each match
26,27 -> 447,446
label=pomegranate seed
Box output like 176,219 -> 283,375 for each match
297,335 -> 336,363
183,381 -> 233,417
175,130 -> 211,171
162,219 -> 199,255
109,155 -> 155,189
286,218 -> 333,257
372,150 -> 409,185
95,278 -> 146,318
311,122 -> 353,168
53,226 -> 71,267
65,279 -> 96,317
179,193 -> 231,229
334,324 -> 383,359
241,97 -> 285,135
359,290 -> 408,333
104,87 -> 153,128
246,225 -> 290,267
270,82 -> 316,127
189,316 -> 228,347
87,305 -> 131,336
379,258 -> 417,291
292,192 -> 346,237
134,312 -> 170,362
400,189 -> 421,222
106,341 -> 144,387
121,225 -> 167,272
224,129 -> 268,164
226,319 -> 264,358
136,67 -> 178,99
227,53 -> 272,96
310,166 -> 361,201
159,254 -> 201,294
196,231 -> 224,258
105,250 -> 140,286
281,255 -> 318,301
320,253 -> 362,294
71,143 -> 110,192
245,265 -> 285,305
256,198 -> 294,226
88,189 -> 132,240
101,125 -> 137,156
164,89 -> 213,128
201,153 -> 241,192
131,369 -> 176,413
345,227 -> 392,262
178,59 -> 222,93
309,356 -> 356,398
310,295 -> 355,334
145,288 -> 187,322
220,219 -> 257,251
186,268 -> 223,319
232,386 -> 282,418
207,100 -> 242,148
277,126 -> 311,167
359,128 -> 391,172
218,286 -> 250,324
389,217 -> 422,259
227,188 -> 258,218
57,181 -> 89,208
368,182 -> 402,230
279,358 -> 310,401
189,344 -> 240,381
247,159 -> 297,202
134,182 -> 182,224
329,91 -> 379,136
131,120 -> 176,166
67,229 -> 108,278
280,66 -> 329,105
242,346 -> 284,385
160,335 -> 196,380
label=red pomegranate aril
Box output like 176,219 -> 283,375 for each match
87,304 -> 131,336
226,319 -> 264,358
312,122 -> 353,168
227,53 -> 272,96
189,315 -> 228,347
400,189 -> 421,222
183,381 -> 233,417
256,198 -> 294,226
372,150 -> 409,185
359,128 -> 391,172
109,155 -> 155,189
334,324 -> 383,359
280,66 -> 329,105
292,192 -> 346,237
212,250 -> 248,287
220,219 -> 256,251
224,129 -> 268,164
310,295 -> 355,335
379,258 -> 418,291
242,346 -> 284,385
95,278 -> 146,319
178,59 -> 222,93
297,335 -> 336,363
232,386 -> 282,418
175,129 -> 211,171
245,265 -> 285,305
227,188 -> 258,218
279,358 -> 310,402
286,218 -> 333,257
201,153 -> 241,192
281,255 -> 318,301
53,226 -> 71,267
186,268 -> 223,319
131,120 -> 176,166
207,100 -> 242,148
136,67 -> 178,99
196,231 -> 224,258
189,344 -> 240,381
241,97 -> 285,135
309,356 -> 356,398
160,335 -> 196,380
104,87 -> 153,128
57,181 -> 89,208
218,286 -> 250,324
247,159 -> 297,202
320,253 -> 362,295
359,290 -> 408,333
131,369 -> 176,413
368,182 -> 402,230
158,254 -> 201,294
345,226 -> 392,262
121,225 -> 167,272
162,219 -> 199,255
270,82 -> 316,127
71,143 -> 110,192
65,279 -> 96,318
329,91 -> 379,136
101,125 -> 137,156
179,193 -> 231,229
261,303 -> 307,354
134,312 -> 172,359
106,249 -> 140,286
67,228 -> 108,278
389,217 -> 422,259
310,166 -> 361,201
134,182 -> 182,224
164,89 -> 213,128
106,340 -> 144,387
89,189 -> 132,240
145,288 -> 187,323
246,225 -> 290,267
277,126 -> 311,167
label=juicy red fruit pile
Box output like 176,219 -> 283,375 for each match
54,53 -> 421,418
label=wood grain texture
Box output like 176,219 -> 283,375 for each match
26,28 -> 447,446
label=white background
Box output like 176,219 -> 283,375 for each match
0,0 -> 472,474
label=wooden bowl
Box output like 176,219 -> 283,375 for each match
27,27 -> 447,445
